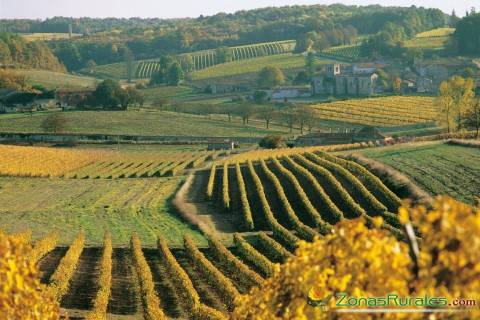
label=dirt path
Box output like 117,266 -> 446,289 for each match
61,247 -> 102,310
107,248 -> 141,316
172,167 -> 240,245
38,247 -> 68,284
143,248 -> 186,319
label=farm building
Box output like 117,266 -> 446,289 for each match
295,126 -> 384,146
416,77 -> 434,93
266,86 -> 312,100
414,58 -> 476,90
354,126 -> 385,141
56,88 -> 94,108
295,132 -> 354,146
0,90 -> 48,114
312,64 -> 378,96
207,139 -> 236,151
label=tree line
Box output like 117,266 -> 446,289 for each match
437,75 -> 480,137
4,5 -> 446,71
0,33 -> 65,72
154,100 -> 318,134
453,12 -> 480,55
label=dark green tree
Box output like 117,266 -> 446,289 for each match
167,62 -> 184,86
92,79 -> 122,109
257,66 -> 285,89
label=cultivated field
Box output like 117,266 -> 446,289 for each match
82,40 -> 296,79
318,44 -> 361,62
135,40 -> 296,79
191,53 -> 307,80
0,144 -> 222,178
0,177 -> 206,246
0,145 -> 224,245
80,61 -> 136,80
207,149 -> 404,243
309,96 -> 438,127
0,110 -> 289,137
15,143 -> 409,318
358,142 -> 480,205
19,32 -> 83,41
403,28 -> 454,50
415,27 -> 455,38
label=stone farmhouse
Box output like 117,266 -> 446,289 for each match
311,64 -> 378,96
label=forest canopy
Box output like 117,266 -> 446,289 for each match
1,4 -> 447,71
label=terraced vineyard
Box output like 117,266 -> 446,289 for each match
32,229 -> 289,319
135,40 -> 296,79
207,150 -> 405,248
2,142 -> 417,318
319,44 -> 361,62
0,144 -> 220,178
309,96 -> 438,127
64,150 -> 219,179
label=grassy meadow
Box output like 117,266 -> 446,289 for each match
0,176 -> 206,246
358,142 -> 480,205
0,110 -> 289,137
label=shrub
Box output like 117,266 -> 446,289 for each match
233,197 -> 480,319
246,160 -> 299,249
259,135 -> 285,149
208,235 -> 263,287
259,159 -> 317,241
282,156 -> 343,224
49,231 -> 85,301
184,235 -> 239,309
86,232 -> 112,320
235,163 -> 255,231
222,162 -> 230,210
207,164 -> 217,200
233,234 -> 276,278
257,232 -> 293,263
131,233 -> 166,320
31,233 -> 58,264
0,231 -> 60,320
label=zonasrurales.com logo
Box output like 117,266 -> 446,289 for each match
308,290 -> 477,313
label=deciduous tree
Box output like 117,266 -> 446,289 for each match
41,112 -> 67,134
257,66 -> 285,89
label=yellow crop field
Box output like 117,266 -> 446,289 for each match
416,27 -> 455,38
0,145 -> 220,178
309,96 -> 438,126
0,145 -> 107,178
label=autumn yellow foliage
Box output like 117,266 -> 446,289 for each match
233,197 -> 480,319
0,145 -> 106,178
0,231 -> 60,320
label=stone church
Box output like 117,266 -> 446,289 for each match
311,64 -> 378,96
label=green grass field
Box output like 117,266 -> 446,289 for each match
359,142 -> 480,205
0,177 -> 206,246
191,53 -> 307,80
140,85 -> 198,103
0,110 -> 289,137
16,69 -> 98,89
